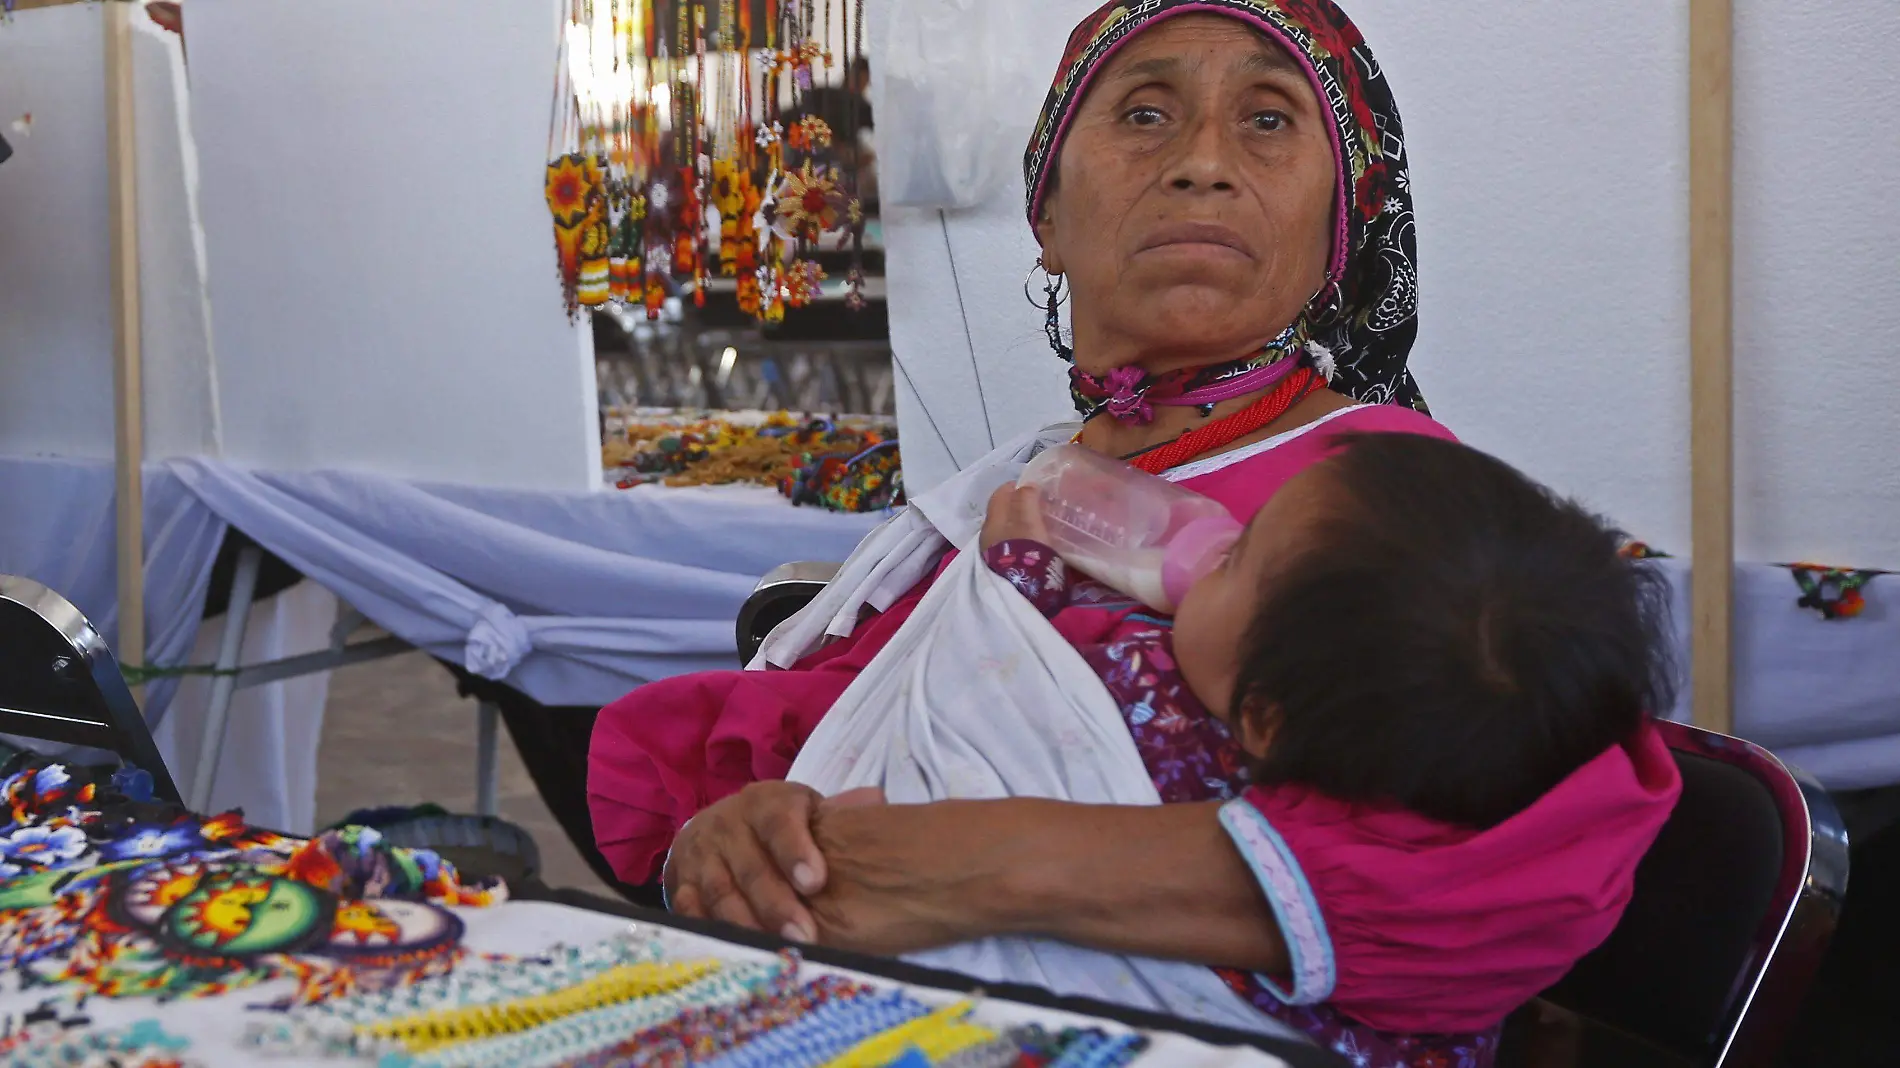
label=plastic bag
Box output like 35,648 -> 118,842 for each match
872,0 -> 1041,210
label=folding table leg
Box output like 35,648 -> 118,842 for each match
475,699 -> 500,818
190,546 -> 262,813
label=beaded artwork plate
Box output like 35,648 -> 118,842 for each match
0,764 -> 1304,1067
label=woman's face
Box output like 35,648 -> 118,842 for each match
1037,15 -> 1336,373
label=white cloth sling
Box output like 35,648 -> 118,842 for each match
771,426 -> 1291,1037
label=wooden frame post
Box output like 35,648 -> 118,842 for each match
1690,0 -> 1734,734
105,0 -> 145,682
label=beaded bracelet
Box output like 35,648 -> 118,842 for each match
698,988 -> 933,1068
818,1000 -> 989,1068
402,957 -> 786,1068
247,935 -> 670,1059
554,970 -> 868,1068
1045,1029 -> 1150,1068
420,960 -> 779,1068
889,1020 -> 998,1065
248,931 -> 664,1053
365,959 -> 722,1053
325,933 -> 662,1021
935,1036 -> 1029,1068
4,1018 -> 200,1068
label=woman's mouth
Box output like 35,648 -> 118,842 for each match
1137,222 -> 1256,260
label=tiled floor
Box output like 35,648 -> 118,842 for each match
315,651 -> 615,897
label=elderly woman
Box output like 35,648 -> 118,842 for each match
593,2 -> 1548,1064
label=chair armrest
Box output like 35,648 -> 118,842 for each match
736,562 -> 844,664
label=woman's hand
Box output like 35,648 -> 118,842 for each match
980,485 -> 1052,551
663,781 -> 830,942
804,798 -> 1018,956
664,782 -> 890,944
810,798 -> 1291,974
669,789 -> 1288,976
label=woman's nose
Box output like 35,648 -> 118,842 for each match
1165,116 -> 1239,193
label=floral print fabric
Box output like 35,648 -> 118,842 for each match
986,541 -> 1249,800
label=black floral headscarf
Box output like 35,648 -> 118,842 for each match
1024,0 -> 1425,412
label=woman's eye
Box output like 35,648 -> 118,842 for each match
1124,105 -> 1167,127
1250,111 -> 1289,132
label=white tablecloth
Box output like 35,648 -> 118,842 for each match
0,900 -> 1295,1068
0,454 -> 882,830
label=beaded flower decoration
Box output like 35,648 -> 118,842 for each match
1786,563 -> 1886,621
548,0 -> 871,325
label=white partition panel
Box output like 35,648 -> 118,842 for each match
1732,0 -> 1900,568
186,0 -> 600,491
0,6 -> 216,462
877,0 -> 1900,569
0,6 -> 117,459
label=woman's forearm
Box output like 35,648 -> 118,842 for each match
981,799 -> 1289,974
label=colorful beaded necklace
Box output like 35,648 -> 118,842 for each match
1101,366 -> 1323,477
1069,320 -> 1309,427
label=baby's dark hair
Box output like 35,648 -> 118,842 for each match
1235,433 -> 1676,829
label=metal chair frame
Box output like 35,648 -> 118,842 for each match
1542,718 -> 1848,1067
735,562 -> 842,665
0,575 -> 180,802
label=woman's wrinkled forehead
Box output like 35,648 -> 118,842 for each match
1025,3 -> 1331,219
1091,18 -> 1307,96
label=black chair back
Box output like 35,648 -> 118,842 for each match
0,576 -> 180,802
735,562 -> 839,663
1542,719 -> 1848,1067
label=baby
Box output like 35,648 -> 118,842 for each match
981,429 -> 1677,832
975,431 -> 1683,1043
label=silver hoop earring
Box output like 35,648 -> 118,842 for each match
1024,261 -> 1069,311
1305,277 -> 1344,327
1027,260 -> 1075,364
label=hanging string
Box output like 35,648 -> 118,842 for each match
693,0 -> 709,304
940,210 -> 995,451
889,351 -> 962,471
547,2 -> 577,161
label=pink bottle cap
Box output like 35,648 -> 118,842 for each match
1161,516 -> 1244,610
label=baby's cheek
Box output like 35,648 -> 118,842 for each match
1171,618 -> 1236,722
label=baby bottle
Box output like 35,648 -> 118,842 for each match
1016,444 -> 1242,613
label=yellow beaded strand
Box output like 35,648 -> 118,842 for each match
819,1000 -> 994,1068
362,959 -> 721,1053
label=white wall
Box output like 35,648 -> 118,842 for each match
186,0 -> 600,490
1733,1 -> 1900,569
872,0 -> 1083,490
0,5 -> 110,458
876,0 -> 1900,570
0,6 -> 217,462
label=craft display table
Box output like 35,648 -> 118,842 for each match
0,762 -> 1344,1068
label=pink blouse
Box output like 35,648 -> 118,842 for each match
1222,726 -> 1681,1035
587,404 -> 1455,884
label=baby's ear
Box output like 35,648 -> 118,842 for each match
1235,704 -> 1278,760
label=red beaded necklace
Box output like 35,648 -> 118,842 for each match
1120,368 -> 1321,476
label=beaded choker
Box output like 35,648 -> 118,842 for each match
1070,320 -> 1309,426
